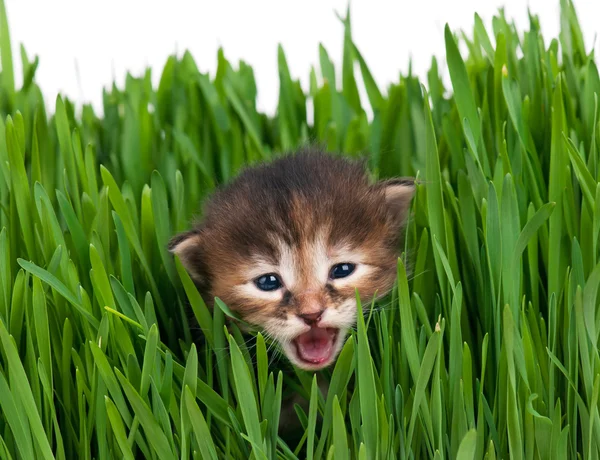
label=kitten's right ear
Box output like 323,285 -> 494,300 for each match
380,177 -> 415,225
168,230 -> 205,283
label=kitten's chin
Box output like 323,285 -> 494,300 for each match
282,327 -> 348,371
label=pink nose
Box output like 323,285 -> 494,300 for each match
298,310 -> 324,325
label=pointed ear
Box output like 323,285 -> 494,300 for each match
168,230 -> 205,284
380,178 -> 415,226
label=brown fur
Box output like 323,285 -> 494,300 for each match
170,148 -> 414,369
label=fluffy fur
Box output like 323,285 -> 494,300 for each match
170,148 -> 414,370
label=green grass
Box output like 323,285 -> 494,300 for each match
0,0 -> 599,458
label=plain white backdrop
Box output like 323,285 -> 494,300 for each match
5,0 -> 600,115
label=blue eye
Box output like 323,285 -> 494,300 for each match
330,263 -> 356,279
254,274 -> 282,291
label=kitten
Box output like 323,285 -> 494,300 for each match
169,148 -> 414,370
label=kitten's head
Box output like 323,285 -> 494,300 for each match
170,149 -> 415,370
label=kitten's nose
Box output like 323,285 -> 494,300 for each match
298,310 -> 324,325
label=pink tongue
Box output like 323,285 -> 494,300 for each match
295,328 -> 335,363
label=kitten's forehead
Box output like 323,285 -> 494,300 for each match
207,187 -> 387,264
202,151 -> 389,248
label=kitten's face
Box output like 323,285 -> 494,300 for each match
170,151 -> 414,370
210,231 -> 401,370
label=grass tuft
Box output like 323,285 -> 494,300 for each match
0,1 -> 599,458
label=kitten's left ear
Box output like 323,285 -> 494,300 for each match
168,229 -> 206,284
380,178 -> 415,225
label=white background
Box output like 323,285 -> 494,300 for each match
5,0 -> 600,115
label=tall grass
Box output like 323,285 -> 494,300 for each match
0,0 -> 598,458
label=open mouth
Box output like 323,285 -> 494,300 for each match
292,327 -> 339,367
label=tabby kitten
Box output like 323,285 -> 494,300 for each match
169,149 -> 414,370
